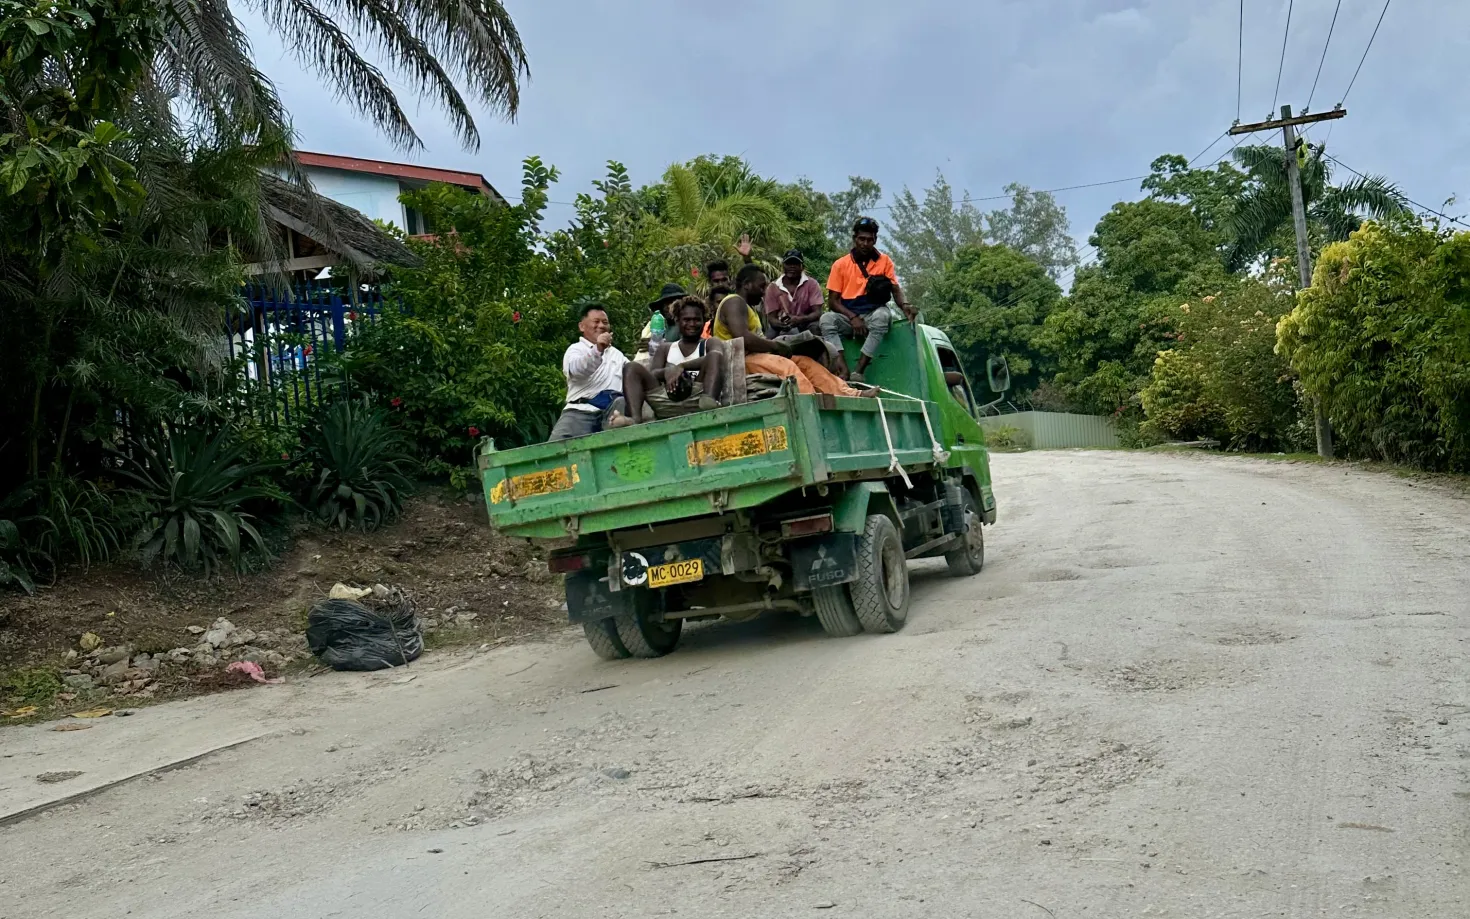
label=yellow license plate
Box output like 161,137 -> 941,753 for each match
648,558 -> 704,588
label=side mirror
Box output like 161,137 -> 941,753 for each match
986,355 -> 1011,393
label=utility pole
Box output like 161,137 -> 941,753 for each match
1228,103 -> 1343,458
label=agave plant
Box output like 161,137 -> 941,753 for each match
311,399 -> 415,531
117,429 -> 283,573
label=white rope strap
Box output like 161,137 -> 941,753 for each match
874,396 -> 913,489
871,389 -> 951,466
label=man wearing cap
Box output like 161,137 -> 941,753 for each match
763,249 -> 824,336
820,216 -> 915,383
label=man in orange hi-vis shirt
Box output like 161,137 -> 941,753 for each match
820,216 -> 915,382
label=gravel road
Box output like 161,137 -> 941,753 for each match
3,451 -> 1468,918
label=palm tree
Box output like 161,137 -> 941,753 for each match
1226,144 -> 1408,273
654,160 -> 795,271
157,0 -> 529,151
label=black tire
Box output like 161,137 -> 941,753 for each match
613,589 -> 682,658
944,490 -> 985,577
852,514 -> 911,634
582,619 -> 631,660
813,586 -> 864,637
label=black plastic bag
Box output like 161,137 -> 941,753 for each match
306,597 -> 422,671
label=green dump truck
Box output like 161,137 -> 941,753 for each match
477,322 -> 1008,659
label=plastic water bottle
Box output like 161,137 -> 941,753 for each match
649,311 -> 666,338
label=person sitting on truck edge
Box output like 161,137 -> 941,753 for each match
548,303 -> 627,441
714,265 -> 867,398
764,249 -> 824,336
820,216 -> 916,383
642,283 -> 688,345
612,298 -> 727,426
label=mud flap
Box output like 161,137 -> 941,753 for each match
565,571 -> 620,624
791,534 -> 860,591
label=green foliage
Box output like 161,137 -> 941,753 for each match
982,184 -> 1079,281
825,176 -> 883,248
1225,144 -> 1409,272
0,518 -> 37,594
117,429 -> 282,573
310,399 -> 415,531
348,159 -> 613,459
1140,280 -> 1305,449
925,244 -> 1062,393
1142,154 -> 1250,244
984,425 -> 1031,452
1280,219 -> 1470,471
3,667 -> 62,704
886,171 -> 986,305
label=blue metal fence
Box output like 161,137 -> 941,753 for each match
230,282 -> 389,430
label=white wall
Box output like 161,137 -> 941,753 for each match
294,168 -> 406,229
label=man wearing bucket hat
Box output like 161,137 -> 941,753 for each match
641,282 -> 689,349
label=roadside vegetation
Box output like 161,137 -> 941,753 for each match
2,2 -> 1465,631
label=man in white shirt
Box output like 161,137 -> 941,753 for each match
549,303 -> 628,441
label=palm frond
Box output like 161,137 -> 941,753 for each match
1226,186 -> 1294,272
250,0 -> 419,148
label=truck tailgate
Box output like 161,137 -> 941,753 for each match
480,393 -> 823,538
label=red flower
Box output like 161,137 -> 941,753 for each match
280,452 -> 290,460
690,267 -> 700,278
468,426 -> 480,438
348,310 -> 358,320
512,310 -> 522,323
303,344 -> 314,356
390,397 -> 403,408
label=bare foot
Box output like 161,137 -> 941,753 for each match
606,411 -> 635,428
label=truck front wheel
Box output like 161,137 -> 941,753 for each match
944,490 -> 985,577
613,590 -> 682,658
852,514 -> 911,634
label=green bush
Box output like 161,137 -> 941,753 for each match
1280,219 -> 1470,471
984,425 -> 1032,451
310,399 -> 415,531
0,518 -> 37,594
1141,279 -> 1303,450
3,667 -> 63,705
117,428 -> 285,573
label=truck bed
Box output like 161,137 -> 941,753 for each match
479,384 -> 943,540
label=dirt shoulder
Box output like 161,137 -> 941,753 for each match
0,491 -> 565,720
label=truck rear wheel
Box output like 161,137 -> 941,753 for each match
852,514 -> 911,634
944,490 -> 985,577
813,586 -> 864,637
582,619 -> 631,660
613,590 -> 682,658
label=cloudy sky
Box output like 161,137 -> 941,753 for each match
242,0 -> 1466,257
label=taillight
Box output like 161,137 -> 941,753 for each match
547,554 -> 589,574
781,513 -> 834,538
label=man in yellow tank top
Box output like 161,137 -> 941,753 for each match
713,266 -> 864,397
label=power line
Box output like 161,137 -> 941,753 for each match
1341,0 -> 1392,105
1188,130 -> 1230,167
1236,0 -> 1245,123
1271,0 -> 1295,116
1324,153 -> 1470,231
1305,0 -> 1343,111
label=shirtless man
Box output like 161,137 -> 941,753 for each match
616,298 -> 727,424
